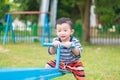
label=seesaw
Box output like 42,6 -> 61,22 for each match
0,13 -> 73,80
0,43 -> 75,80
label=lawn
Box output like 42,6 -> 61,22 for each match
0,43 -> 120,80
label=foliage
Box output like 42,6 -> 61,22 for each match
14,0 -> 40,11
14,0 -> 40,22
0,0 -> 9,20
14,0 -> 85,24
73,19 -> 82,40
95,0 -> 120,26
57,0 -> 86,42
57,0 -> 85,23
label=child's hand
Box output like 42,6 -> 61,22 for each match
63,42 -> 72,48
53,41 -> 61,47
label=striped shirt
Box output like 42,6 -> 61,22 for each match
48,36 -> 83,64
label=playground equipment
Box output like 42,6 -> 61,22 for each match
3,13 -> 16,45
3,11 -> 51,45
0,46 -> 68,80
0,13 -> 74,80
0,43 -> 74,80
0,45 -> 72,80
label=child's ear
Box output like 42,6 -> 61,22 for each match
71,29 -> 74,35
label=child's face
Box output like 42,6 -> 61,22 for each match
56,23 -> 74,42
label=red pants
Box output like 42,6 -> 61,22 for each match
47,60 -> 85,80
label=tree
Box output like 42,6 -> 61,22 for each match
0,0 -> 9,20
82,0 -> 92,43
14,0 -> 40,11
14,0 -> 40,22
95,0 -> 120,26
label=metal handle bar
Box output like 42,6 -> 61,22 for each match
42,43 -> 75,48
42,43 -> 75,69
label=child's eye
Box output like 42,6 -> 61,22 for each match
58,30 -> 61,32
64,30 -> 67,32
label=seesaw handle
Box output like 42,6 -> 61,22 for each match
42,43 -> 75,48
42,42 -> 76,69
60,43 -> 75,48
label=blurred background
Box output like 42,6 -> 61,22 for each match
0,0 -> 120,45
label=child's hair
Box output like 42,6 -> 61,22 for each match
56,17 -> 73,29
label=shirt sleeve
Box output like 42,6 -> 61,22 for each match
48,46 -> 53,55
48,37 -> 58,55
72,37 -> 83,57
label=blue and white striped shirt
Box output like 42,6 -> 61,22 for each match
48,36 -> 83,64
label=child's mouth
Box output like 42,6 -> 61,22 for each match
61,36 -> 65,38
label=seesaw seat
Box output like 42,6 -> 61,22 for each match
0,68 -> 72,80
0,68 -> 61,80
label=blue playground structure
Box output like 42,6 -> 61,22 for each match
3,13 -> 16,45
0,13 -> 74,80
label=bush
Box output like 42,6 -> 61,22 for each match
73,20 -> 82,41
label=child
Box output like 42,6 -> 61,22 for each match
45,17 -> 85,80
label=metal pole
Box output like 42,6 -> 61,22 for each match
56,46 -> 60,69
38,0 -> 50,27
50,0 -> 58,26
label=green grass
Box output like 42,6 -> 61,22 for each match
0,43 -> 120,80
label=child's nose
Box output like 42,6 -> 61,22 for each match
61,31 -> 64,34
